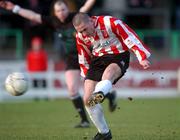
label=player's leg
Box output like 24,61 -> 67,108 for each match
65,70 -> 89,128
83,79 -> 112,140
102,64 -> 120,112
106,90 -> 117,112
88,63 -> 121,106
102,63 -> 122,82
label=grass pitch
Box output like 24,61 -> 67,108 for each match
0,98 -> 180,140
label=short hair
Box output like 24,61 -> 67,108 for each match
53,0 -> 68,6
50,0 -> 68,16
72,12 -> 90,26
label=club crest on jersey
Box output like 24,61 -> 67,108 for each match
98,38 -> 117,48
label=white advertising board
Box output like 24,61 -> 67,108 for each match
0,61 -> 179,102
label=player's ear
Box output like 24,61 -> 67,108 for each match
89,18 -> 93,22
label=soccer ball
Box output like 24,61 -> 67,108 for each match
5,72 -> 28,96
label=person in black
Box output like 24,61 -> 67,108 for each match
0,0 -> 117,128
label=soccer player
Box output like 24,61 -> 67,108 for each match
0,0 -> 117,128
72,13 -> 151,139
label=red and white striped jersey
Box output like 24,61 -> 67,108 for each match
76,16 -> 151,77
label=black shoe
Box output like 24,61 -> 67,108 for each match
74,121 -> 90,128
92,131 -> 112,140
109,91 -> 117,112
88,91 -> 105,107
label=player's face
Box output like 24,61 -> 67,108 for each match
54,2 -> 69,22
75,19 -> 95,37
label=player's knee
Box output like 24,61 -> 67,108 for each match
102,63 -> 121,81
110,63 -> 121,73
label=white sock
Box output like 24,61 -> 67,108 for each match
94,80 -> 112,96
85,104 -> 109,134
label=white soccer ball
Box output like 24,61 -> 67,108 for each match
5,72 -> 28,96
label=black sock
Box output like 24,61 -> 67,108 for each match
105,92 -> 114,104
105,92 -> 111,100
72,95 -> 89,123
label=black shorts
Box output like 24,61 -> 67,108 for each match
86,51 -> 130,84
65,54 -> 80,70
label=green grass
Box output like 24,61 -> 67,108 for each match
0,98 -> 180,140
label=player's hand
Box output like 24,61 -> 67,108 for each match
0,1 -> 15,11
139,59 -> 150,69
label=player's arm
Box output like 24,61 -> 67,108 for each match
79,0 -> 96,13
0,1 -> 42,23
113,19 -> 151,69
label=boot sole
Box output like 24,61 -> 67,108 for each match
88,93 -> 104,106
